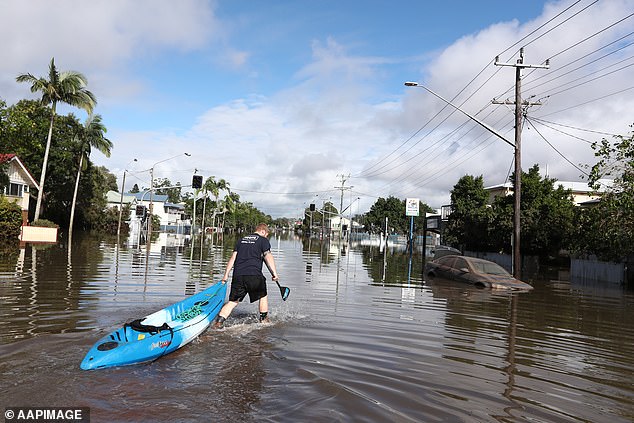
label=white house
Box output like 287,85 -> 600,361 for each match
105,190 -> 191,235
130,192 -> 189,233
329,215 -> 363,233
1,154 -> 39,225
484,179 -> 613,206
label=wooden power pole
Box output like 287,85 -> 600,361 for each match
494,48 -> 548,278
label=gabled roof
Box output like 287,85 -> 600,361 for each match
0,154 -> 39,189
0,153 -> 16,163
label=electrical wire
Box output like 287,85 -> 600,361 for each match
526,50 -> 634,93
356,1 -> 589,179
231,187 -> 337,196
495,0 -> 589,61
359,2 -> 598,191
536,60 -> 634,100
535,85 -> 634,117
493,3 -> 627,104
530,117 -> 621,137
525,116 -> 589,176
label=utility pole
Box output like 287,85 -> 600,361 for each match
335,174 -> 352,241
494,48 -> 548,278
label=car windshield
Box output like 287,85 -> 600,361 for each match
469,260 -> 510,276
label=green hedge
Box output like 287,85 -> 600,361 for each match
32,219 -> 59,228
0,196 -> 23,240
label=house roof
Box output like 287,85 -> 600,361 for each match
106,190 -> 137,204
0,154 -> 39,189
165,202 -> 185,210
484,179 -> 613,194
0,153 -> 16,163
131,192 -> 169,202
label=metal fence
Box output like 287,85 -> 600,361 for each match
456,249 -> 629,286
570,258 -> 626,285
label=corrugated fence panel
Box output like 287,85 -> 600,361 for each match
570,258 -> 625,285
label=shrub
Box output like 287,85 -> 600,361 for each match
0,196 -> 23,240
32,219 -> 59,228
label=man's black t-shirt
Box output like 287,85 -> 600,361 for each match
232,233 -> 271,277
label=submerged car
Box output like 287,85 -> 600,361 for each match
424,255 -> 533,290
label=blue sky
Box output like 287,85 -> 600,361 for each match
2,0 -> 633,217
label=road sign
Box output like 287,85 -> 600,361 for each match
405,198 -> 419,217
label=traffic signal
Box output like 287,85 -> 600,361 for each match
309,203 -> 315,211
192,175 -> 203,189
136,205 -> 145,217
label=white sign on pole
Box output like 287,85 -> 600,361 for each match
405,198 -> 419,217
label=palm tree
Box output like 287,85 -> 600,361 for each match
16,57 -> 97,220
68,114 -> 112,238
203,177 -> 230,230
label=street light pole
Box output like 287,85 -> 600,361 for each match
117,158 -> 137,239
404,82 -> 515,148
404,81 -> 518,273
146,152 -> 190,249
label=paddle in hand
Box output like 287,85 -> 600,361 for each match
275,280 -> 290,301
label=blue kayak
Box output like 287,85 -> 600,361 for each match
81,281 -> 227,370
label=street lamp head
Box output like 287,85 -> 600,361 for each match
404,81 -> 419,87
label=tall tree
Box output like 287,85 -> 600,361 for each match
69,114 -> 112,238
491,165 -> 576,257
363,196 -> 432,235
16,58 -> 97,220
572,128 -> 634,261
203,176 -> 230,228
444,175 -> 493,251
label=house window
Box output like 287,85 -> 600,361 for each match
8,183 -> 23,197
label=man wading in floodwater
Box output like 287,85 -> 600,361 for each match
213,223 -> 279,328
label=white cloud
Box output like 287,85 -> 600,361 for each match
0,0 -> 221,104
0,0 -> 217,67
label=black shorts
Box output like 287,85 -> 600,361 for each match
229,274 -> 267,303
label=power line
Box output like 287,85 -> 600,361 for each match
381,110 -> 514,192
515,0 -> 600,52
525,116 -> 589,176
536,60 -> 634,100
530,117 -> 621,137
495,0 -> 590,61
535,84 -> 634,117
548,13 -> 634,61
231,187 -> 336,196
379,3 -> 599,186
494,4 -> 627,103
357,2 -> 589,179
526,50 -> 634,93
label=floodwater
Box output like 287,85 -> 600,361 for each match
1,232 -> 633,422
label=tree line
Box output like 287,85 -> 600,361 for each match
441,132 -> 633,264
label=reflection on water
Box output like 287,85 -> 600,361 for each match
1,231 -> 633,422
